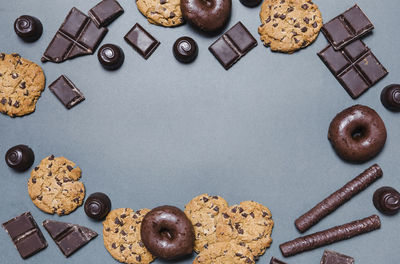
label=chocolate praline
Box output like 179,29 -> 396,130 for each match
239,0 -> 261,7
373,187 -> 400,215
380,84 -> 400,111
14,15 -> 43,42
84,192 -> 111,220
5,145 -> 35,172
173,37 -> 198,63
97,44 -> 124,70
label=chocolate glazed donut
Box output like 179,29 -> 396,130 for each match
140,205 -> 194,260
181,0 -> 231,32
328,105 -> 387,163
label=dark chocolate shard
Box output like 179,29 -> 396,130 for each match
321,250 -> 354,264
42,7 -> 108,63
43,220 -> 97,257
124,23 -> 160,59
2,212 -> 47,259
48,75 -> 85,109
88,0 -> 124,27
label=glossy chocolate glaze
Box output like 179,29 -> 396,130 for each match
84,192 -> 111,220
14,15 -> 43,42
328,105 -> 386,163
381,84 -> 400,111
97,44 -> 125,70
140,205 -> 194,260
373,186 -> 400,215
5,145 -> 34,171
173,36 -> 198,63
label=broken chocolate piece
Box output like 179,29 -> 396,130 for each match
43,220 -> 97,257
270,257 -> 287,264
88,0 -> 124,27
320,250 -> 354,264
49,75 -> 85,109
124,23 -> 160,59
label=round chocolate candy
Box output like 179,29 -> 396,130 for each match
84,192 -> 111,220
380,84 -> 400,111
239,0 -> 261,7
14,15 -> 43,42
173,37 -> 198,63
97,44 -> 125,70
373,187 -> 400,215
5,145 -> 35,172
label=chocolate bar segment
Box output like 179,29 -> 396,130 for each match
209,21 -> 257,70
42,7 -> 108,63
89,0 -> 124,27
49,75 -> 85,109
43,220 -> 97,257
295,164 -> 382,233
270,257 -> 287,264
280,215 -> 381,257
320,250 -> 354,264
318,40 -> 387,99
124,23 -> 160,59
322,5 -> 373,50
2,212 -> 47,259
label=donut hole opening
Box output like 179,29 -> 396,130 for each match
351,126 -> 366,140
159,228 -> 174,240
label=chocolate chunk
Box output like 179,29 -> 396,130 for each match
318,40 -> 387,99
14,15 -> 43,42
239,0 -> 262,7
2,212 -> 47,259
173,36 -> 198,63
321,250 -> 354,264
381,84 -> 400,111
295,164 -> 382,233
280,215 -> 381,257
124,23 -> 160,59
322,5 -> 374,50
5,145 -> 35,172
42,7 -> 108,63
88,0 -> 124,27
48,75 -> 85,109
270,257 -> 287,264
43,220 -> 97,257
84,192 -> 112,220
373,186 -> 400,215
209,22 -> 257,70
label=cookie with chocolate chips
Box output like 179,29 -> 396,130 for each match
193,241 -> 255,264
258,0 -> 322,53
27,155 -> 85,215
215,201 -> 274,257
103,208 -> 156,264
0,53 -> 45,117
184,194 -> 229,253
136,0 -> 184,27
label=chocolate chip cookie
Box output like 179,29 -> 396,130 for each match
136,0 -> 184,27
103,208 -> 156,264
258,0 -> 322,53
27,155 -> 85,215
0,53 -> 45,117
216,201 -> 274,257
193,241 -> 255,264
184,194 -> 229,253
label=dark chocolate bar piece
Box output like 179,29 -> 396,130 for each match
318,40 -> 387,99
89,0 -> 124,27
322,5 -> 373,50
209,21 -> 257,70
2,212 -> 47,259
42,7 -> 108,63
280,215 -> 381,257
43,220 -> 97,257
320,250 -> 354,264
295,164 -> 382,233
270,257 -> 287,264
124,23 -> 160,59
49,75 -> 85,109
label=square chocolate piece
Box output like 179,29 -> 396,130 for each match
322,5 -> 373,50
2,212 -> 47,259
320,250 -> 354,264
209,21 -> 257,70
49,75 -> 85,109
124,23 -> 160,59
89,0 -> 124,27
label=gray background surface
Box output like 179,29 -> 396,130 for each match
0,0 -> 399,263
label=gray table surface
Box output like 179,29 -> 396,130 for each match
1,0 -> 399,263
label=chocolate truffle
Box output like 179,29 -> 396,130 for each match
5,145 -> 35,171
84,192 -> 111,220
14,15 -> 43,42
239,0 -> 261,7
373,187 -> 400,215
381,84 -> 400,111
97,44 -> 125,70
173,37 -> 198,63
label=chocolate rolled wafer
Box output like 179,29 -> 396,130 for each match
295,164 -> 382,233
280,214 -> 381,257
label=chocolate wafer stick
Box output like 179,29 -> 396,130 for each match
280,214 -> 381,257
295,164 -> 382,233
